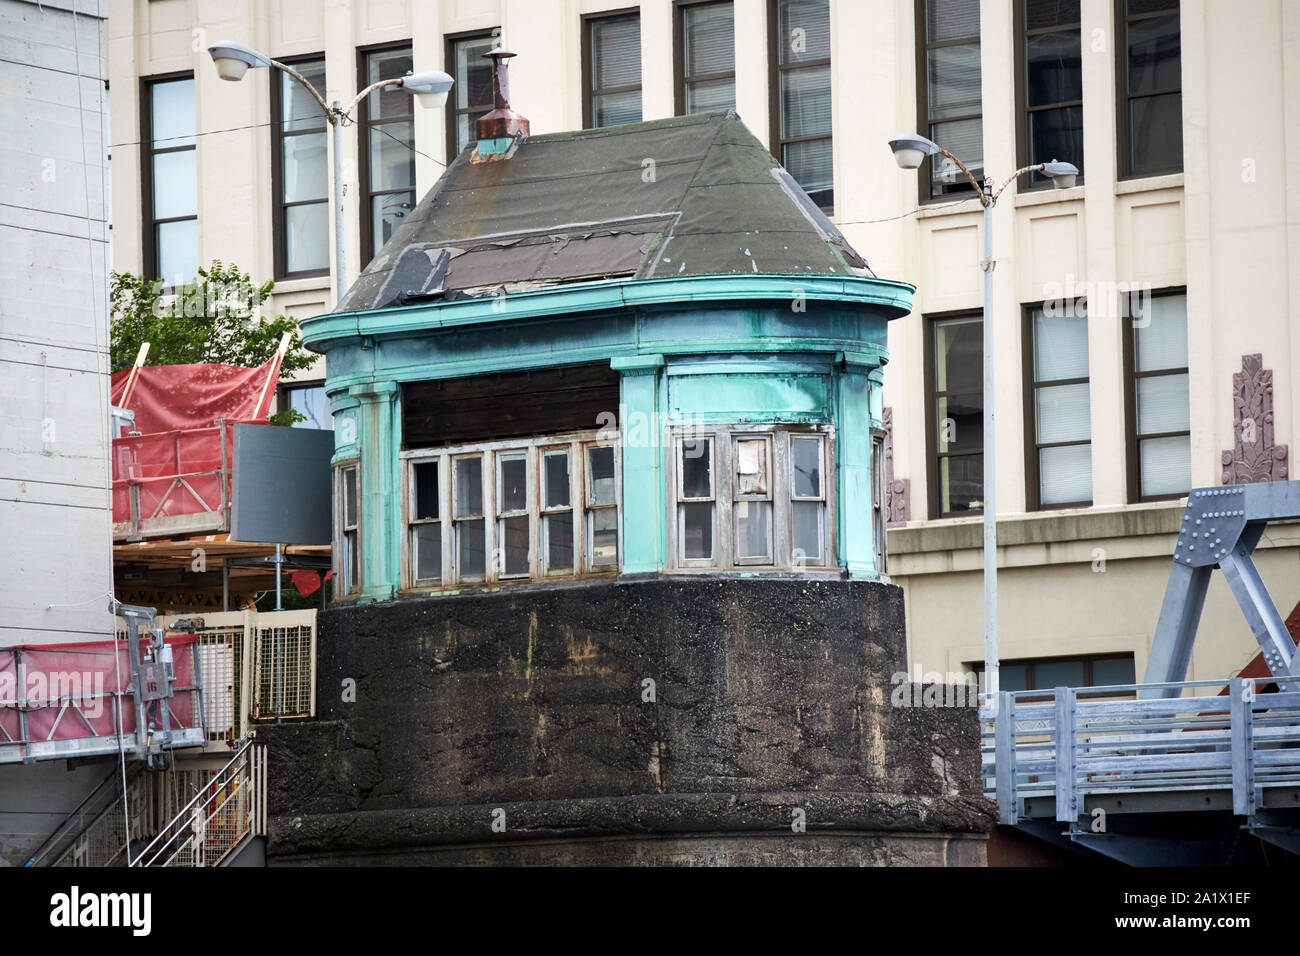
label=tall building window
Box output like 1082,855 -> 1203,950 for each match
927,314 -> 982,517
445,30 -> 497,156
584,11 -> 642,128
676,1 -> 735,115
1025,304 -> 1091,509
771,0 -> 832,209
359,44 -> 415,265
142,74 -> 197,284
1017,0 -> 1083,187
272,56 -> 329,278
1117,0 -> 1182,177
917,0 -> 982,200
1125,291 -> 1190,500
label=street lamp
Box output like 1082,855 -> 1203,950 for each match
887,132 -> 1079,701
207,41 -> 454,290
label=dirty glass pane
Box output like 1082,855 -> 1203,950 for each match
1091,656 -> 1136,687
455,457 -> 483,517
792,500 -> 822,562
343,467 -> 357,526
501,515 -> 529,575
414,462 -> 439,520
792,437 -> 821,498
590,509 -> 618,568
344,529 -> 358,590
499,454 -> 527,512
735,501 -> 771,560
414,523 -> 441,581
544,451 -> 570,509
545,512 -> 574,570
456,519 -> 485,577
680,439 -> 712,499
1034,658 -> 1087,690
588,446 -> 616,506
735,439 -> 769,496
681,502 -> 713,559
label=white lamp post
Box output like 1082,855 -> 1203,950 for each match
888,132 -> 1079,701
207,41 -> 453,291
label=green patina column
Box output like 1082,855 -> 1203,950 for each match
611,354 -> 666,574
349,380 -> 399,601
837,354 -> 885,579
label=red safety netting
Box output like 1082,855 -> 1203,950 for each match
110,357 -> 282,435
110,355 -> 283,527
0,636 -> 202,746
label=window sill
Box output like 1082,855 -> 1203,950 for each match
1116,172 -> 1184,196
272,275 -> 331,295
1013,184 -> 1085,208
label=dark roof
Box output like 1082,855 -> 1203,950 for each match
335,111 -> 872,314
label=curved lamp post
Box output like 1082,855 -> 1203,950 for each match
207,41 -> 454,290
888,132 -> 1079,701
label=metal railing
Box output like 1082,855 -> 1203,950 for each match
132,736 -> 267,867
983,678 -> 1300,825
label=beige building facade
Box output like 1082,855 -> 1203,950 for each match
107,0 -> 1300,690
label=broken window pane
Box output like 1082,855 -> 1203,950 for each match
792,437 -> 821,498
544,451 -> 570,509
735,439 -> 769,496
588,446 -> 616,506
545,512 -> 574,570
681,502 -> 713,559
681,439 -> 712,498
414,462 -> 438,520
499,454 -> 527,512
457,519 -> 486,577
414,523 -> 441,581
735,501 -> 772,560
590,508 -> 618,567
455,457 -> 483,517
501,515 -> 529,576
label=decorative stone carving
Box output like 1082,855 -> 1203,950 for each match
883,407 -> 911,525
1222,353 -> 1288,484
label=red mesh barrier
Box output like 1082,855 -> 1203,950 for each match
0,637 -> 202,744
110,358 -> 281,435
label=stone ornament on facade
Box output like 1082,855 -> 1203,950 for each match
884,407 -> 910,526
1221,353 -> 1288,484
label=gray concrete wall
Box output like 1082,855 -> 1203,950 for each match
0,0 -> 114,647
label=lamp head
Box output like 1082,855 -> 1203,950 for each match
398,70 -> 455,109
208,42 -> 271,82
888,133 -> 940,170
1042,159 -> 1079,189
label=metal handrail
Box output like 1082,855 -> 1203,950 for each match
131,735 -> 263,867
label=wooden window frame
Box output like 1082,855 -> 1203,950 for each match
667,425 -> 836,573
673,0 -> 736,116
924,311 -> 984,519
270,52 -> 329,281
444,28 -> 499,159
1022,300 -> 1092,512
915,0 -> 983,204
768,0 -> 833,212
1013,0 -> 1084,191
334,461 -> 361,597
1122,286 -> 1190,503
357,40 -> 416,267
1115,0 -> 1183,180
582,8 -> 643,130
140,71 -> 196,284
400,430 -> 621,591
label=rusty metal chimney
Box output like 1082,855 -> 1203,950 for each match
476,48 -> 529,143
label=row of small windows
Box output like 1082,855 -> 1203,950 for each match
334,426 -> 842,597
928,290 -> 1189,519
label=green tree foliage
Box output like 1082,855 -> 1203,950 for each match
110,260 -> 316,378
